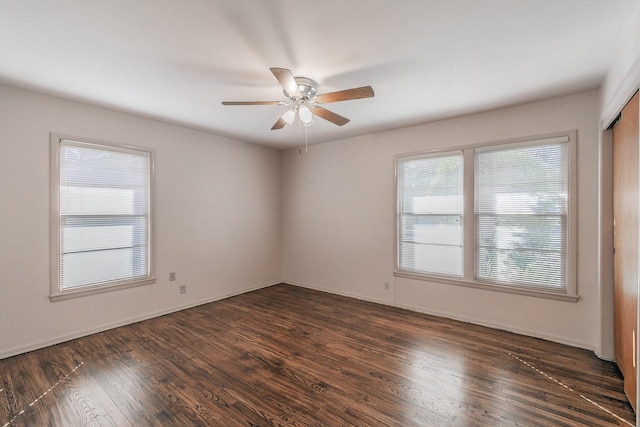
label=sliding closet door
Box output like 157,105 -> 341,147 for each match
613,90 -> 639,412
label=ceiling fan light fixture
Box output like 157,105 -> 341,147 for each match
298,104 -> 313,125
282,107 -> 296,125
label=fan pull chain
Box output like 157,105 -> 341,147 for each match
297,118 -> 308,155
299,117 -> 303,155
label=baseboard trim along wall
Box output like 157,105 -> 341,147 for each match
284,280 -> 595,354
0,280 -> 280,360
3,279 -> 595,360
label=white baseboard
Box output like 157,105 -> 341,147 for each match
0,280 -> 279,360
283,280 -> 594,353
3,279 -> 595,360
393,300 -> 593,352
286,280 -> 394,308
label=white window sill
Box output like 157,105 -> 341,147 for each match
50,277 -> 156,302
393,271 -> 579,302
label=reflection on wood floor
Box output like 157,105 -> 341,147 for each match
0,284 -> 635,426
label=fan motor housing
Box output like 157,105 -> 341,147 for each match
284,76 -> 319,100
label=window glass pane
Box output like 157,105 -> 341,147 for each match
61,217 -> 148,253
398,152 -> 463,276
401,215 -> 462,245
401,155 -> 463,214
475,142 -> 567,292
401,242 -> 462,276
476,215 -> 566,288
61,186 -> 138,215
476,247 -> 564,288
61,246 -> 148,289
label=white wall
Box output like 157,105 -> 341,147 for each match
0,83 -> 620,359
282,90 -> 602,351
601,4 -> 640,124
0,84 -> 282,359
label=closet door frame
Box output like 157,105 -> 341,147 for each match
600,60 -> 640,413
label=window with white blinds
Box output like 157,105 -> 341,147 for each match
475,139 -> 568,293
51,135 -> 154,300
395,133 -> 576,300
397,152 -> 463,276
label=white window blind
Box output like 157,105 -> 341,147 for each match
57,139 -> 151,291
398,152 -> 463,276
474,138 -> 568,292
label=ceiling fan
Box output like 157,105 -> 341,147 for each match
222,68 -> 374,130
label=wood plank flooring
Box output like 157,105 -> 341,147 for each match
0,284 -> 635,426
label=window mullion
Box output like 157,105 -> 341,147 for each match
462,148 -> 475,281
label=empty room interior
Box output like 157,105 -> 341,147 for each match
2,1 -> 640,426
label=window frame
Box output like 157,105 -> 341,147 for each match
50,133 -> 156,301
394,131 -> 578,302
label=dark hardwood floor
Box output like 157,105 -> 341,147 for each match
0,284 -> 635,426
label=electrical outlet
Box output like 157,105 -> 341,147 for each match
169,272 -> 176,281
179,285 -> 186,294
384,281 -> 391,290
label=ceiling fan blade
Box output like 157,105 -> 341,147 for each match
311,106 -> 350,126
271,117 -> 287,130
315,86 -> 374,104
222,101 -> 284,105
270,67 -> 301,98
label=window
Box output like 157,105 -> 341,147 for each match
50,134 -> 155,300
475,142 -> 568,292
397,152 -> 463,276
395,133 -> 577,300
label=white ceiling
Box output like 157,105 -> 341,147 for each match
1,0 -> 638,149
